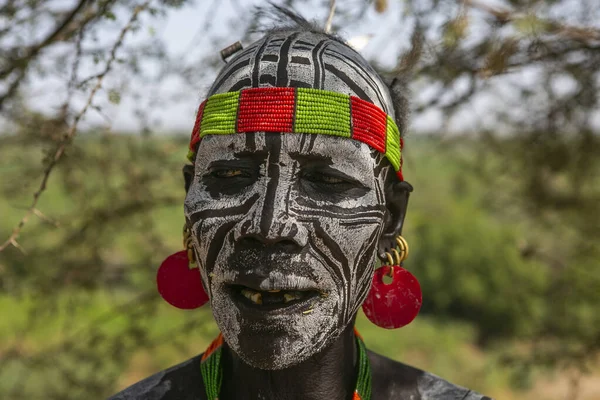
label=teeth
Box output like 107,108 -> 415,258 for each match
241,289 -> 263,304
241,289 -> 262,304
283,293 -> 295,303
283,292 -> 303,303
250,292 -> 262,304
240,288 -> 313,305
241,289 -> 254,300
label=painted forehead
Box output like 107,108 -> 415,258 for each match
208,30 -> 395,117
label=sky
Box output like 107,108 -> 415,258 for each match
13,0 -> 599,135
18,0 -> 440,134
109,0 -> 416,133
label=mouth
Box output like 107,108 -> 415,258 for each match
227,284 -> 325,314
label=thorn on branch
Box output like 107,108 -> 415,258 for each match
32,208 -> 60,227
10,238 -> 25,254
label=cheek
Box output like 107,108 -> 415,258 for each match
317,219 -> 383,312
290,189 -> 386,318
183,179 -> 259,271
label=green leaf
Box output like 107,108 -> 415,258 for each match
513,14 -> 549,36
108,90 -> 121,105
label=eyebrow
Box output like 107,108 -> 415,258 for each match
289,152 -> 370,185
232,150 -> 269,160
288,152 -> 334,165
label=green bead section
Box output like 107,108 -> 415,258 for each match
385,115 -> 401,171
201,346 -> 223,400
355,333 -> 372,400
294,88 -> 351,137
187,149 -> 196,163
200,92 -> 240,137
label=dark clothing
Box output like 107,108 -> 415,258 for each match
110,351 -> 491,400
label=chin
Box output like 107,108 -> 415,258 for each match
211,282 -> 344,370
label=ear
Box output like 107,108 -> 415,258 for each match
378,178 -> 413,258
182,164 -> 194,193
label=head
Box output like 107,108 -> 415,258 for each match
183,12 -> 412,370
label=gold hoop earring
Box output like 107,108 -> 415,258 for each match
385,251 -> 394,266
183,224 -> 196,265
391,248 -> 401,265
395,235 -> 409,263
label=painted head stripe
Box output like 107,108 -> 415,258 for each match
238,87 -> 295,132
295,88 -> 352,137
188,87 -> 404,180
351,96 -> 387,153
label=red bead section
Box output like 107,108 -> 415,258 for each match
189,101 -> 206,153
237,87 -> 295,133
362,265 -> 422,329
156,250 -> 209,310
350,97 -> 387,153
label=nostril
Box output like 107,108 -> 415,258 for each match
239,235 -> 300,251
239,236 -> 265,248
272,239 -> 300,252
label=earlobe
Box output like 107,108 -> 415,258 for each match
378,180 -> 413,256
183,164 -> 195,193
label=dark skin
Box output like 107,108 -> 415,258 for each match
183,165 -> 414,400
220,322 -> 357,400
107,157 -> 488,400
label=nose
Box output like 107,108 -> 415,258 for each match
233,192 -> 308,248
233,164 -> 308,249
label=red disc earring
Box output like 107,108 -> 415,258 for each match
362,236 -> 422,329
156,225 -> 209,309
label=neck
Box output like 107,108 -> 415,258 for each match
220,324 -> 358,400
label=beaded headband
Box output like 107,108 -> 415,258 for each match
188,87 -> 404,180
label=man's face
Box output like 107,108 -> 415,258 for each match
184,131 -> 389,369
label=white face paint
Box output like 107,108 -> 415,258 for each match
184,131 -> 390,370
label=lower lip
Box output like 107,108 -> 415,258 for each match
226,287 -> 321,317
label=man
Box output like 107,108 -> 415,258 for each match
111,9 -> 491,400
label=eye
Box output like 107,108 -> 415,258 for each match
201,165 -> 258,197
210,169 -> 245,178
299,168 -> 370,200
304,172 -> 346,184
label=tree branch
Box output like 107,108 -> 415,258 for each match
0,2 -> 151,253
466,0 -> 600,43
0,0 -> 89,80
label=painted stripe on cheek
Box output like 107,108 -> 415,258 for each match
188,193 -> 260,229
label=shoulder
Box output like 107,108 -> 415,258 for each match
108,354 -> 205,400
368,350 -> 493,400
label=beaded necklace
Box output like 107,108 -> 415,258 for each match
200,328 -> 372,400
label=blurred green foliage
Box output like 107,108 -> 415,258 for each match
1,0 -> 600,399
405,139 -> 549,343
